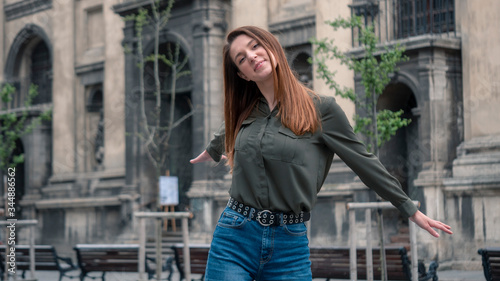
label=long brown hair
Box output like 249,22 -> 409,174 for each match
223,26 -> 319,168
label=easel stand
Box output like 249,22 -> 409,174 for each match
162,205 -> 176,232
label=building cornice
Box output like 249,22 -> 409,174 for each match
4,0 -> 52,21
269,14 -> 316,47
349,34 -> 462,59
75,61 -> 105,76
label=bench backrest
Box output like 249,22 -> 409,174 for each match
74,244 -> 140,273
478,247 -> 500,281
171,244 -> 210,276
0,245 -> 59,271
310,246 -> 410,280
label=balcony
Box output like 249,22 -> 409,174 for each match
350,0 -> 456,47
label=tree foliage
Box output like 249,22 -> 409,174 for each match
0,83 -> 52,169
311,16 -> 411,154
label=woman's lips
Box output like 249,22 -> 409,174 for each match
254,60 -> 265,71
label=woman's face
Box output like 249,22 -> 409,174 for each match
229,34 -> 277,83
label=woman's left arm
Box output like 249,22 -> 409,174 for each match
319,96 -> 452,237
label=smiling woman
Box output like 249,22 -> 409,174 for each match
220,26 -> 320,170
190,25 -> 452,281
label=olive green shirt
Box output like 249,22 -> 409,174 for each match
206,95 -> 417,218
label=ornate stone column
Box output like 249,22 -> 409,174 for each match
188,0 -> 228,243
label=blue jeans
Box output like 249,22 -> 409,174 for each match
205,207 -> 312,281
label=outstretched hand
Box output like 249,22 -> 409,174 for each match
409,210 -> 453,238
190,150 -> 227,164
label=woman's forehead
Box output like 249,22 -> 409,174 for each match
230,34 -> 255,56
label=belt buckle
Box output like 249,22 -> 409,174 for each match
256,210 -> 274,226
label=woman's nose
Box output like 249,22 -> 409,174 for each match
249,52 -> 257,62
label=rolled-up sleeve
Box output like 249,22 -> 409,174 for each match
319,96 -> 418,218
205,122 -> 226,162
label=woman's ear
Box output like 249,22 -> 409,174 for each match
237,72 -> 249,81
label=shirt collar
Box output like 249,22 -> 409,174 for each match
257,95 -> 279,115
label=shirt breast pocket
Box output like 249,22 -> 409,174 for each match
235,118 -> 256,152
270,126 -> 312,165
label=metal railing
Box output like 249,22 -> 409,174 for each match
0,219 -> 38,281
347,201 -> 419,281
349,0 -> 456,46
394,0 -> 455,39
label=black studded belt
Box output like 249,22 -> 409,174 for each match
227,197 -> 310,226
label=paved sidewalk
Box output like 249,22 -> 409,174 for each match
5,269 -> 485,280
437,269 -> 484,281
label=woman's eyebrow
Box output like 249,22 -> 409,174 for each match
234,39 -> 256,62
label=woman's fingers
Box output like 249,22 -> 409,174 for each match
190,150 -> 212,164
190,151 -> 226,164
431,220 -> 453,234
410,210 -> 453,238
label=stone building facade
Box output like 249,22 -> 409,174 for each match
0,0 -> 498,269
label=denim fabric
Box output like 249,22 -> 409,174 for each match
205,207 -> 312,281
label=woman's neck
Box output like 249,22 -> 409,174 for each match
256,79 -> 276,111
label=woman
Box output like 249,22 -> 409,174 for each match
191,26 -> 452,281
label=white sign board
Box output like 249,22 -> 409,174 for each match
159,176 -> 179,206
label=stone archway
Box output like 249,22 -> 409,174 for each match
4,24 -> 53,107
5,24 -> 52,79
141,40 -> 193,209
377,82 -> 419,198
291,52 -> 313,88
4,24 -> 53,213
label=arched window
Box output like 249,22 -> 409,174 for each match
292,52 -> 313,89
377,83 -> 419,197
30,41 -> 52,104
86,88 -> 103,112
86,86 -> 104,168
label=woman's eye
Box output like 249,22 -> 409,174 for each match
253,43 -> 259,49
239,57 -> 245,64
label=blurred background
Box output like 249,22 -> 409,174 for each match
0,0 -> 498,275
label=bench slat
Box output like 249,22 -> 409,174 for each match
310,247 -> 410,280
0,245 -> 78,279
74,244 -> 162,279
478,248 -> 500,281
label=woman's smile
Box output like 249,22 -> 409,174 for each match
254,60 -> 265,71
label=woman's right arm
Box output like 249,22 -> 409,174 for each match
190,122 -> 226,164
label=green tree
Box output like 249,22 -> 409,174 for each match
123,0 -> 193,207
123,1 -> 193,278
311,16 -> 411,156
1,83 -> 51,226
0,83 -> 52,170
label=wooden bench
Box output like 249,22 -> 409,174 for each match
0,245 -> 78,281
478,247 -> 500,281
74,244 -> 172,281
171,244 -> 210,281
310,246 -> 438,281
